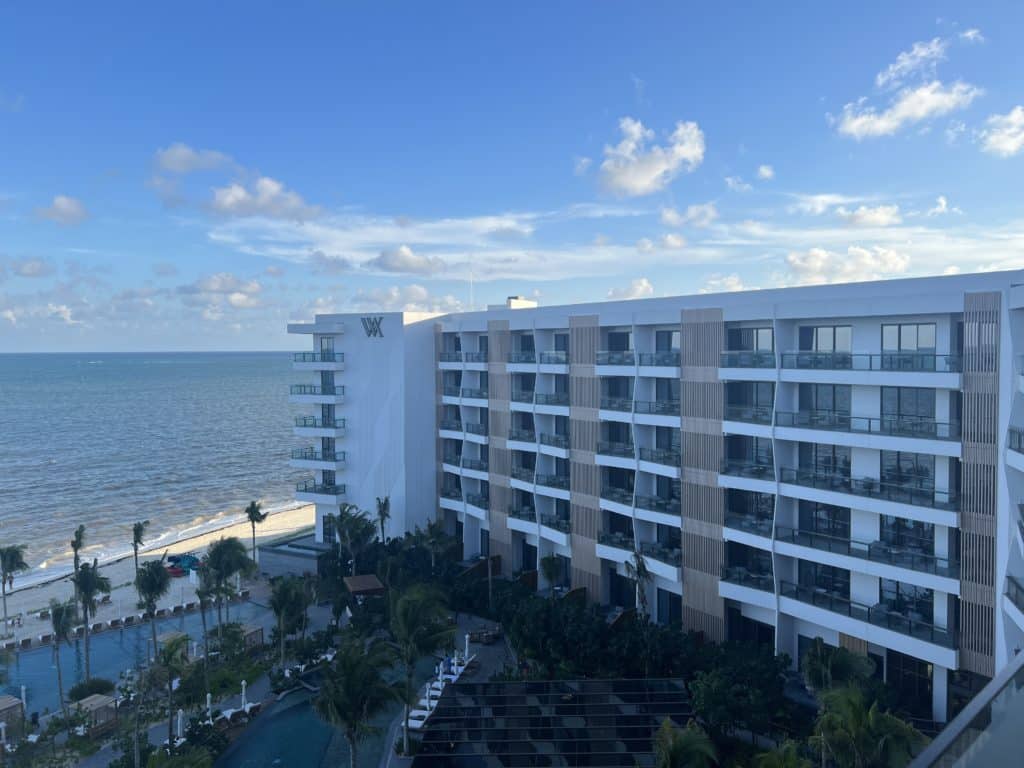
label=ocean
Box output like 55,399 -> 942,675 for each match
0,352 -> 303,585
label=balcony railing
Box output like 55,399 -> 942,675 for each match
439,351 -> 463,362
440,487 -> 463,501
507,505 -> 536,522
775,410 -> 960,441
290,384 -> 345,396
442,385 -> 461,397
461,457 -> 489,472
535,392 -> 570,406
511,466 -> 535,483
780,351 -> 961,372
536,473 -> 570,490
597,441 -> 635,458
296,480 -> 346,496
721,565 -> 774,592
638,351 -> 681,367
600,486 -> 634,506
634,400 -> 680,416
1007,574 -> 1024,615
719,351 -> 775,368
640,542 -> 682,566
596,351 -> 635,366
511,390 -> 535,403
719,458 -> 775,480
465,422 -> 488,436
539,351 -> 569,365
508,428 -> 536,443
638,447 -> 680,467
778,467 -> 959,511
775,526 -> 959,578
635,495 -> 680,516
1010,427 -> 1024,453
464,351 -> 489,363
598,531 -> 635,551
460,387 -> 489,399
724,404 -> 773,424
294,352 -> 345,363
294,416 -> 346,429
466,493 -> 489,510
779,581 -> 955,648
723,512 -> 773,537
290,448 -> 346,463
439,418 -> 463,431
508,351 -> 536,364
539,432 -> 570,449
540,513 -> 571,533
600,396 -> 633,412
442,454 -> 462,468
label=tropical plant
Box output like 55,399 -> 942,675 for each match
336,505 -> 376,575
375,495 -> 391,542
420,519 -> 449,576
245,501 -> 267,562
754,740 -> 813,768
388,585 -> 453,755
195,566 -> 216,690
812,686 -> 925,768
132,520 -> 149,580
539,554 -> 563,596
71,524 -> 86,602
0,544 -> 28,632
49,598 -> 77,724
135,558 -> 171,663
72,559 -> 111,680
155,633 -> 190,746
313,639 -> 395,768
801,637 -> 875,693
206,537 -> 254,630
653,718 -> 718,768
269,576 -> 303,667
624,546 -> 652,616
146,746 -> 213,768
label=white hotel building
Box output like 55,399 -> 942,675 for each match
288,270 -> 1024,724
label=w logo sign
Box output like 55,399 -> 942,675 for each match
361,316 -> 384,338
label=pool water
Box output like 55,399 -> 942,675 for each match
2,600 -> 273,716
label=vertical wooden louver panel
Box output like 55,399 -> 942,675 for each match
486,321 -> 513,573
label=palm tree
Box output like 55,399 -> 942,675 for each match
801,637 -> 875,693
0,545 -> 29,632
70,524 -> 85,603
245,501 -> 267,562
269,577 -> 299,667
539,554 -> 563,597
421,520 -> 449,576
624,546 -> 652,616
72,559 -> 111,680
336,505 -> 375,576
754,740 -> 812,768
388,585 -> 454,755
375,496 -> 391,542
654,718 -> 718,768
135,559 -> 171,663
812,686 -> 924,768
195,566 -> 216,691
155,633 -> 189,747
48,598 -> 77,724
206,537 -> 254,631
313,640 -> 394,768
131,521 -> 149,580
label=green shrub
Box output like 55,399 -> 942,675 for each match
68,677 -> 115,702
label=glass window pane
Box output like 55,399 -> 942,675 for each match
817,327 -> 834,353
882,325 -> 899,351
757,328 -> 773,351
918,324 -> 936,351
835,326 -> 852,352
799,326 -> 814,351
901,324 -> 918,352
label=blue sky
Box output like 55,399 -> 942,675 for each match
1,2 -> 1023,351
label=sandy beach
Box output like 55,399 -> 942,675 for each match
0,504 -> 315,645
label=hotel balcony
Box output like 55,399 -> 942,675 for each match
461,457 -> 489,472
465,493 -> 489,519
719,565 -> 776,609
638,351 -> 681,368
634,400 -> 680,418
440,486 -> 463,500
600,396 -> 633,413
778,467 -> 959,524
1005,575 -> 1024,631
293,351 -> 345,371
596,351 -> 636,366
439,487 -> 463,513
723,511 -> 773,538
539,432 -> 570,449
295,480 -> 346,504
719,458 -> 775,480
777,351 -> 961,388
464,422 -> 489,444
1008,428 -> 1024,474
510,390 -> 535,409
721,565 -> 774,592
506,505 -> 536,534
599,486 -> 634,514
596,531 -> 635,564
290,447 -> 346,470
640,541 -> 682,580
535,473 -> 570,491
634,495 -> 680,517
637,446 -> 681,479
535,392 -> 569,408
460,387 -> 489,404
511,466 -> 536,484
778,581 -> 956,661
439,418 -> 463,439
539,513 -> 571,546
507,351 -> 537,364
719,350 -> 776,369
293,416 -> 346,437
439,351 -> 463,363
539,351 -> 569,366
508,428 -> 536,450
597,440 -> 635,459
289,384 -> 346,405
463,351 -> 489,366
774,410 -> 961,446
774,525 -> 959,580
723,404 -> 773,425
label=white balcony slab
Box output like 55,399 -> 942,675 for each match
779,368 -> 960,390
289,457 -> 347,472
643,555 -> 680,582
293,425 -> 346,439
721,420 -> 773,439
637,459 -> 680,480
289,392 -> 346,405
719,580 -> 777,610
598,496 -> 634,517
717,473 -> 776,495
595,541 -> 632,565
773,425 -> 961,459
1004,593 -> 1024,633
777,481 -> 959,528
722,526 -> 773,551
506,515 -> 537,535
539,524 -> 570,548
534,484 -> 571,502
293,360 -> 346,372
595,453 -> 638,471
1007,446 -> 1024,474
464,501 -> 488,521
718,367 -> 778,383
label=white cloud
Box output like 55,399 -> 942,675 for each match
783,245 -> 911,285
573,156 -> 592,176
837,81 -> 982,139
725,176 -> 752,192
211,176 -> 319,220
177,272 -> 262,316
699,273 -> 746,294
927,195 -> 962,216
155,142 -> 232,173
636,237 -> 655,253
37,195 -> 88,225
366,244 -> 445,275
47,303 -> 82,325
607,277 -> 654,300
835,204 -> 902,227
661,233 -> 686,249
600,117 -> 705,196
945,120 -> 967,145
661,202 -> 718,228
354,284 -> 463,313
980,106 -> 1024,157
788,193 -> 865,216
757,164 -> 775,180
10,258 -> 55,278
876,38 -> 948,89
265,265 -> 285,277
960,28 -> 984,44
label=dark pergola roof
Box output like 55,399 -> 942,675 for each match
412,678 -> 692,767
342,573 -> 386,596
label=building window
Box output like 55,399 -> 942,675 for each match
886,649 -> 933,719
798,500 -> 851,539
880,515 -> 934,555
726,326 -> 773,351
880,450 -> 934,488
655,329 -> 680,352
322,513 -> 337,544
607,330 -> 631,351
655,378 -> 680,401
478,335 -> 489,354
881,387 -> 935,420
799,442 -> 851,476
554,333 -> 569,352
882,323 -> 936,353
798,383 -> 851,413
726,381 -> 774,408
799,325 -> 852,353
657,589 -> 682,626
798,561 -> 849,597
880,579 -> 933,621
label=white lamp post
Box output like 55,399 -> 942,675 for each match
206,692 -> 212,721
177,709 -> 184,740
241,679 -> 247,709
